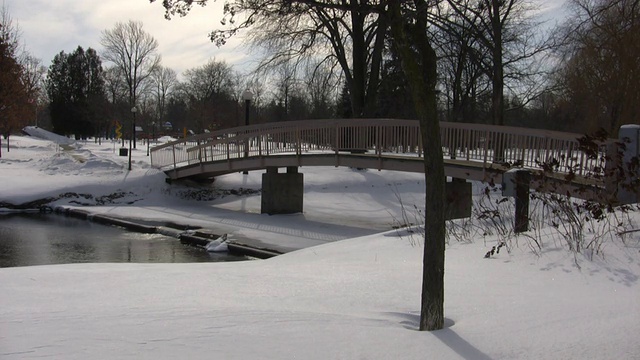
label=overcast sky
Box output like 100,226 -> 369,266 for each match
4,0 -> 249,77
4,0 -> 566,79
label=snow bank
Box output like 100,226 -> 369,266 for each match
22,126 -> 76,146
0,134 -> 639,359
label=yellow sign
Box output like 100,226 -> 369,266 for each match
115,121 -> 122,139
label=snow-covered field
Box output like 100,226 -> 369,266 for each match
1,130 -> 639,359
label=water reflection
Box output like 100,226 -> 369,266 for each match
0,214 -> 246,268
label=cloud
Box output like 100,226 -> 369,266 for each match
6,0 -> 566,79
5,0 -> 247,77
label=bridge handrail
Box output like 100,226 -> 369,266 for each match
151,119 -> 612,179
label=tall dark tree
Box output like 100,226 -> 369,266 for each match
2,4 -> 46,132
166,1 -> 387,118
441,0 -> 549,127
153,0 -> 445,331
387,0 -> 444,330
179,59 -> 236,132
46,46 -> 107,138
0,24 -> 30,157
165,96 -> 188,134
553,0 -> 640,134
376,48 -> 416,119
336,82 -> 353,119
432,5 -> 489,124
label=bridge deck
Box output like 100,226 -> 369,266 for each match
151,119 -> 613,201
165,151 -> 505,181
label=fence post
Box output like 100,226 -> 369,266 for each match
514,170 -> 531,233
334,123 -> 339,156
502,169 -> 531,233
197,139 -> 202,163
172,145 -> 177,170
617,125 -> 640,204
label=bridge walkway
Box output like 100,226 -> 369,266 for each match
151,119 -> 611,199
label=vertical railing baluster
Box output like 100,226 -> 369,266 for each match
172,144 -> 177,170
483,130 -> 489,170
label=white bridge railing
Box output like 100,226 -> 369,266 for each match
150,119 -> 611,180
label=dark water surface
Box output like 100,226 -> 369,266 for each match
0,214 -> 245,268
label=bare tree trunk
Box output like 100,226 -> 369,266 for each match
389,0 -> 445,331
490,0 -> 506,162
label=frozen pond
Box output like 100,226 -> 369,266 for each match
0,214 -> 246,268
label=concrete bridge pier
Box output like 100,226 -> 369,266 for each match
615,125 -> 640,204
261,166 -> 304,215
445,178 -> 472,220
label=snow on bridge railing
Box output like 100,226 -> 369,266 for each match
150,119 -> 611,179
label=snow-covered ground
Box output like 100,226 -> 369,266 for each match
1,130 -> 639,359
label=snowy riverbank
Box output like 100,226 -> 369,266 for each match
1,132 -> 639,359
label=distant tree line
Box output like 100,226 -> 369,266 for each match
2,0 -> 637,144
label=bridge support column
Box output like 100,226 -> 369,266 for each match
445,178 -> 472,220
261,166 -> 304,215
502,169 -> 531,233
614,125 -> 640,204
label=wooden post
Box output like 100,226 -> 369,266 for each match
514,170 -> 531,233
617,125 -> 640,204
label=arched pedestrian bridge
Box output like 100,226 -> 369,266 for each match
151,119 -> 608,183
150,119 -> 616,216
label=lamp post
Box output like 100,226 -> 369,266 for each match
129,106 -> 137,171
133,107 -> 137,150
242,89 -> 253,175
147,121 -> 156,157
147,122 -> 155,156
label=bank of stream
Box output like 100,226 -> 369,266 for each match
0,213 -> 246,268
0,205 -> 283,268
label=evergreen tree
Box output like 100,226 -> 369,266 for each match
377,51 -> 416,119
336,83 -> 352,119
46,46 -> 107,138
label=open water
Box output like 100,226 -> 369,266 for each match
0,213 -> 245,268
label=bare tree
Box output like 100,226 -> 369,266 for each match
442,0 -> 549,127
154,0 -> 445,331
100,20 -> 160,106
101,20 -> 160,148
0,3 -> 19,55
304,60 -> 340,119
387,0 -> 443,331
169,0 -> 387,118
432,5 -> 489,124
19,54 -> 46,126
103,66 -> 127,104
151,65 -> 177,127
553,0 -> 640,134
180,59 -> 235,131
0,5 -> 31,156
271,61 -> 300,121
